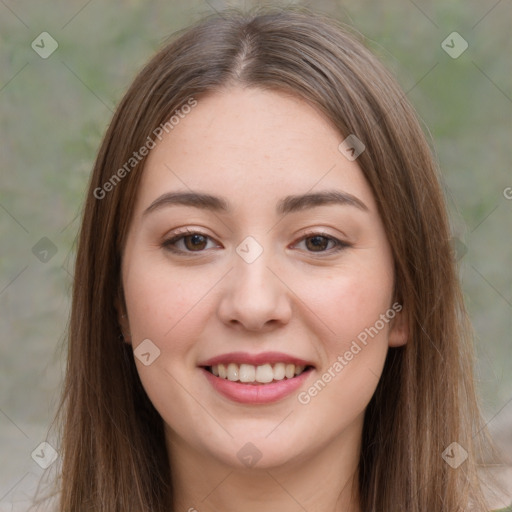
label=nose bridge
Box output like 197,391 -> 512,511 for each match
217,234 -> 291,330
233,234 -> 278,301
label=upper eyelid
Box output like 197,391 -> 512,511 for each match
163,230 -> 348,252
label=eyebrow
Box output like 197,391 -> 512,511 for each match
143,190 -> 369,217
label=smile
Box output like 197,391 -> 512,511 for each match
198,352 -> 315,404
206,362 -> 310,384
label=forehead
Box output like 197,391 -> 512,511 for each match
135,86 -> 377,215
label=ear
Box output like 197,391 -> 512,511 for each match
114,289 -> 132,344
388,303 -> 408,348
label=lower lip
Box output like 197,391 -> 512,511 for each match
201,367 -> 313,404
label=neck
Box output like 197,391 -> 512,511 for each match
166,419 -> 363,512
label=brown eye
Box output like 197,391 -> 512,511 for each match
183,234 -> 208,251
305,235 -> 330,252
294,232 -> 350,254
163,230 -> 349,256
162,231 -> 217,254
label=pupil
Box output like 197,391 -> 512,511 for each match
186,234 -> 206,251
307,236 -> 327,251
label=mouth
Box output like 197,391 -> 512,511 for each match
198,352 -> 315,404
203,362 -> 314,385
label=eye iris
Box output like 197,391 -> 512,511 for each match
184,234 -> 207,251
306,236 -> 329,251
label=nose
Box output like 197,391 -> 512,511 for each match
216,244 -> 293,332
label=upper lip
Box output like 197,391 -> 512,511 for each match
198,351 -> 315,368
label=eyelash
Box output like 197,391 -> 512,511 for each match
161,229 -> 351,256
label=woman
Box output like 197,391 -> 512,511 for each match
40,7 -> 508,512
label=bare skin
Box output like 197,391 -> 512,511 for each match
119,87 -> 407,512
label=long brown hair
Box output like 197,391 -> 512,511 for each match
46,7 -> 495,511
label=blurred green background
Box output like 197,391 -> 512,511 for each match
0,0 -> 511,507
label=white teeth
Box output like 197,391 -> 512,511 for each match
239,363 -> 256,383
255,364 -> 274,383
209,362 -> 309,383
227,363 -> 239,381
273,362 -> 286,381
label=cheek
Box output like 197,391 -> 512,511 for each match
122,256 -> 215,427
297,256 -> 395,349
291,252 -> 394,408
294,271 -> 393,437
122,254 -> 212,357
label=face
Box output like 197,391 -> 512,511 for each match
120,87 -> 407,470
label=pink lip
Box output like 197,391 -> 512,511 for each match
201,367 -> 314,404
198,351 -> 314,367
